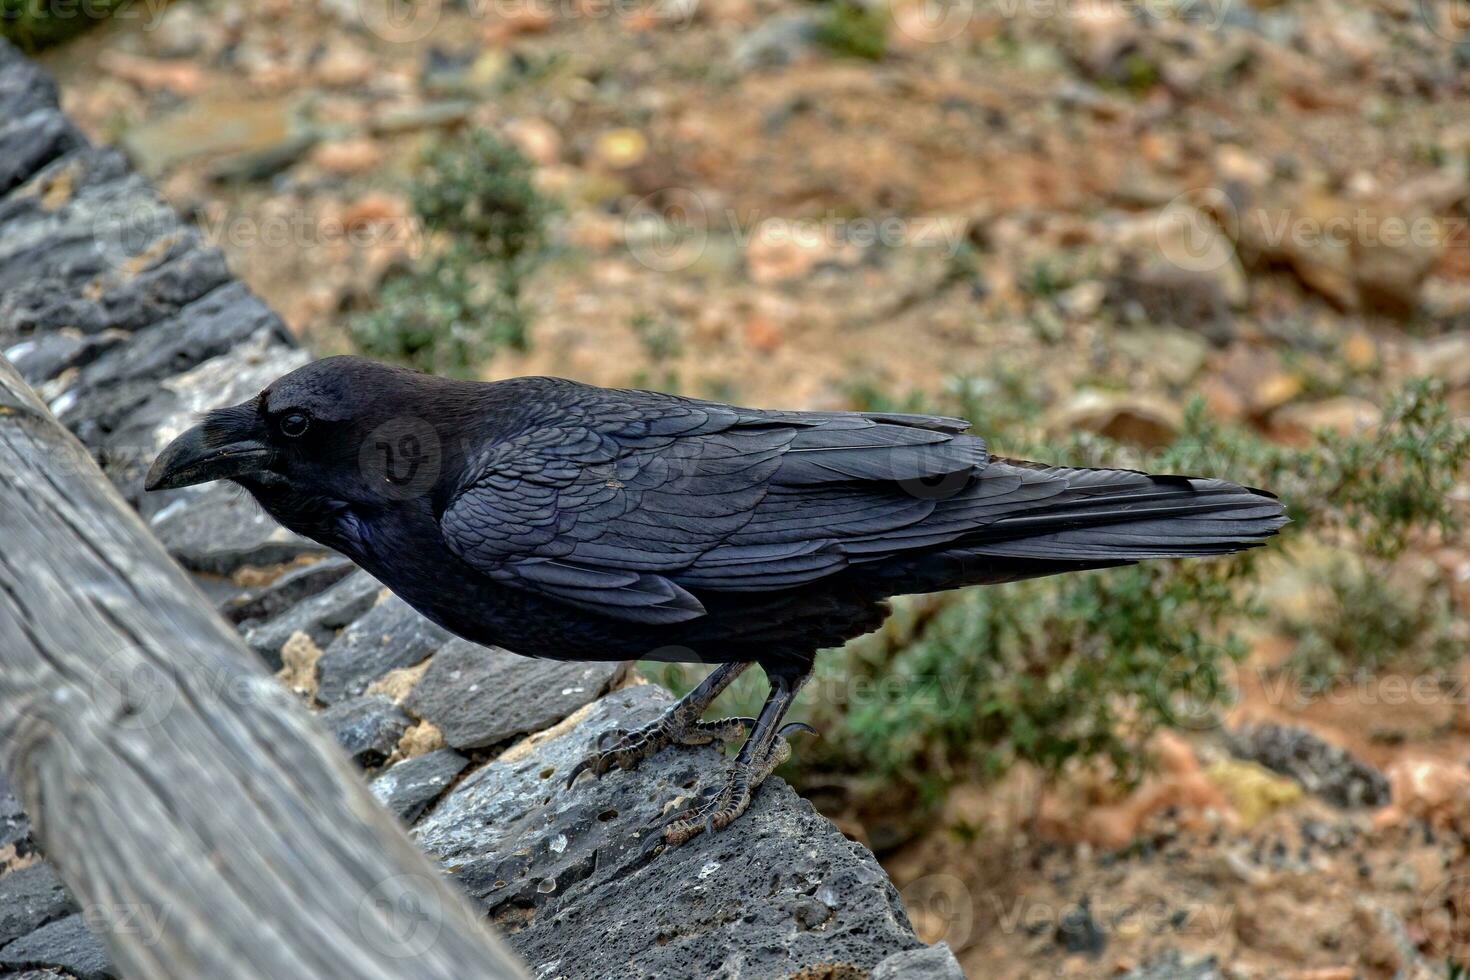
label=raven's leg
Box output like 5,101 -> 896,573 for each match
664,667 -> 813,846
566,661 -> 755,786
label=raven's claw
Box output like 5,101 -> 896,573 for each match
662,732 -> 795,846
566,714 -> 756,789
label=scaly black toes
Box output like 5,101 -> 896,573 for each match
664,779 -> 746,846
662,733 -> 800,846
565,722 -> 670,788
682,716 -> 757,746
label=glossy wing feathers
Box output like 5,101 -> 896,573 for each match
440,380 -> 1285,623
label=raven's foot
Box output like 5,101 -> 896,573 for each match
566,662 -> 755,787
662,723 -> 813,846
566,713 -> 755,787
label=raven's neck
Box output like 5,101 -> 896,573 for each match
235,477 -> 456,598
235,477 -> 366,561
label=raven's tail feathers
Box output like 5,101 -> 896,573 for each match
957,459 -> 1288,563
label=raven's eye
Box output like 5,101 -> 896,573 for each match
279,412 -> 311,438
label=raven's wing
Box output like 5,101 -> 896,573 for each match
439,379 -> 983,624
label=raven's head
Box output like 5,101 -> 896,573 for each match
145,355 -> 463,507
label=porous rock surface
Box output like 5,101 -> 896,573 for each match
315,594 -> 454,704
320,694 -> 413,767
418,684 -> 923,978
0,39 -> 955,980
371,749 -> 471,823
405,638 -> 625,750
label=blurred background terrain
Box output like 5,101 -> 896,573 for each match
13,0 -> 1470,973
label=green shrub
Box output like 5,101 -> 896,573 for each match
815,1 -> 887,61
411,129 -> 551,265
349,249 -> 530,378
349,129 -> 552,377
1,0 -> 128,51
1280,562 -> 1458,691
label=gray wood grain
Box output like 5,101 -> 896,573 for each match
0,356 -> 527,980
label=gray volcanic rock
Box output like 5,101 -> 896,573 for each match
873,942 -> 966,979
0,109 -> 81,195
1121,951 -> 1225,980
242,571 -> 383,670
371,749 -> 469,822
1056,897 -> 1106,956
321,695 -> 411,767
75,282 -> 286,392
0,147 -> 227,344
404,639 -> 623,750
315,596 -> 452,705
5,328 -> 125,386
144,484 -> 324,575
0,913 -> 111,980
0,865 -> 74,947
0,44 -> 62,118
415,684 -> 922,977
3,225 -> 229,343
0,167 -> 181,352
45,376 -> 158,453
0,774 -> 32,854
733,14 -> 821,72
1226,722 -> 1390,809
223,556 -> 356,626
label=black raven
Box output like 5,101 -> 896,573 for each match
147,356 -> 1287,844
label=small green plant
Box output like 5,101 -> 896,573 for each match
1309,380 -> 1470,560
350,129 -> 552,377
1020,258 -> 1073,299
349,255 -> 530,378
1280,562 -> 1458,690
1,0 -> 128,51
630,313 -> 683,364
412,130 -> 551,265
815,1 -> 887,61
626,313 -> 684,392
1118,53 -> 1161,94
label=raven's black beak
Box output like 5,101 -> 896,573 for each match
145,408 -> 272,492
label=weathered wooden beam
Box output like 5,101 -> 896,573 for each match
0,355 -> 527,980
